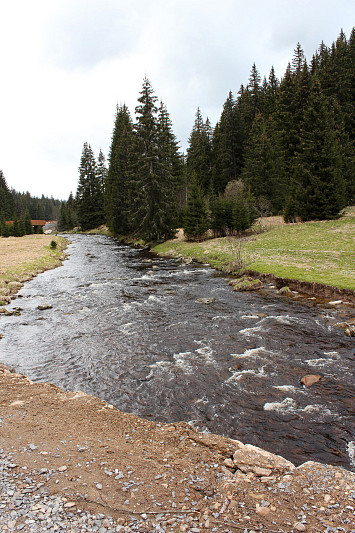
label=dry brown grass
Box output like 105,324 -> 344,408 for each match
0,235 -> 57,270
0,235 -> 68,302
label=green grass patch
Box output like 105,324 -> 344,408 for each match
153,208 -> 355,291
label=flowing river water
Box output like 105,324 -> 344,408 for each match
1,234 -> 354,470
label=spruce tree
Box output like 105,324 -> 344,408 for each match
224,180 -> 258,233
0,211 -> 6,236
24,211 -> 33,234
212,92 -> 244,193
96,150 -> 108,192
248,63 -> 262,113
0,170 -> 15,219
13,218 -> 20,237
237,64 -> 263,144
288,79 -> 346,220
210,194 -> 228,237
76,143 -> 104,231
156,101 -> 184,237
183,173 -> 209,241
242,113 -> 286,214
58,203 -> 69,232
105,104 -> 135,235
186,108 -> 212,193
291,43 -> 306,76
263,66 -> 279,116
133,77 -> 179,241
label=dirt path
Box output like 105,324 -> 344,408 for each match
0,366 -> 354,532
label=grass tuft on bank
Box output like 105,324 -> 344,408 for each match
153,207 -> 355,291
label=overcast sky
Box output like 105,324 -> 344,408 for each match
0,0 -> 353,200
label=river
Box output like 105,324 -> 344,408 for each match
1,234 -> 354,470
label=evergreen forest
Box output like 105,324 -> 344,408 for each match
0,170 -> 63,236
7,28 -> 354,242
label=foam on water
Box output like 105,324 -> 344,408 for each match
121,301 -> 143,312
172,352 -> 194,373
347,441 -> 355,468
240,314 -> 265,320
323,351 -> 339,358
226,366 -> 267,383
264,398 -> 335,419
148,360 -> 173,376
194,396 -> 210,405
146,295 -> 166,305
164,321 -> 188,330
301,404 -> 334,417
231,346 -> 266,358
305,350 -> 340,367
89,281 -> 113,288
238,325 -> 265,337
194,341 -> 216,364
264,397 -> 298,413
273,385 -> 298,393
305,358 -> 331,367
131,274 -> 157,282
118,323 -> 136,335
268,314 -> 308,325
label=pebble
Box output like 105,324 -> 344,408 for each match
293,522 -> 307,531
0,451 -> 123,532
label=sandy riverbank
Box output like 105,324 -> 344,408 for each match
0,366 -> 354,532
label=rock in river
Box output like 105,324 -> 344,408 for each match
300,374 -> 322,387
195,298 -> 215,304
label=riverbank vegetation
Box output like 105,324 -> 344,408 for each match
0,235 -> 68,304
154,207 -> 355,291
54,27 -> 354,244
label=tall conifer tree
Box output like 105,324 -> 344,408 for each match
212,92 -> 244,193
76,143 -> 104,231
186,108 -> 212,193
287,80 -> 346,220
134,77 -> 179,241
0,170 -> 15,219
242,113 -> 286,214
105,104 -> 135,234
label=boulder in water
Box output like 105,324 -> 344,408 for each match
229,277 -> 264,291
38,304 -> 53,311
195,298 -> 215,304
345,326 -> 355,337
279,286 -> 291,294
300,374 -> 322,387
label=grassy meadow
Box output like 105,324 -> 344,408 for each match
153,207 -> 355,291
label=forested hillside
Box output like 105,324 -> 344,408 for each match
61,28 -> 354,240
0,170 -> 62,236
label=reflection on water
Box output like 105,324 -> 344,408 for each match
1,234 -> 354,470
